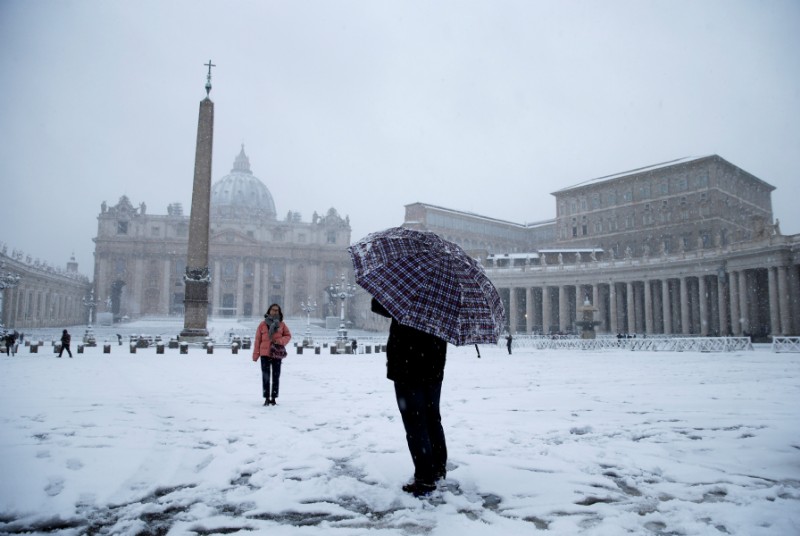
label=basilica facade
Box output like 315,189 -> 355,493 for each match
92,147 -> 352,322
401,155 -> 800,338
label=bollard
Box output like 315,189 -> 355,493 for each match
365,345 -> 372,354
30,344 -> 38,354
231,343 -> 239,355
207,344 -> 214,355
331,346 -> 337,354
129,344 -> 137,354
54,343 -> 62,354
156,343 -> 165,354
168,339 -> 179,349
180,342 -> 189,355
297,346 -> 303,355
77,344 -> 85,354
103,343 -> 111,354
315,346 -> 321,355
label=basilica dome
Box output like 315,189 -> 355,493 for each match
211,146 -> 277,221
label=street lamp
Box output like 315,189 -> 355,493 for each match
300,297 -> 317,347
328,273 -> 356,351
0,262 -> 21,290
82,288 -> 96,326
0,262 -> 21,330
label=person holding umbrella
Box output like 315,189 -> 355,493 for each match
349,227 -> 505,497
371,297 -> 448,497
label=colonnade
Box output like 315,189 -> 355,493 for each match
497,262 -> 799,338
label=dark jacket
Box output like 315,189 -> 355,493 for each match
371,298 -> 447,384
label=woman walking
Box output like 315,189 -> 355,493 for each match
252,304 -> 292,406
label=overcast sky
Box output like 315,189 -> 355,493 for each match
1,0 -> 798,275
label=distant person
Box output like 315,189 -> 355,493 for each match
117,334 -> 122,345
351,339 -> 358,353
59,329 -> 73,358
371,297 -> 448,497
252,303 -> 292,406
506,333 -> 513,355
5,331 -> 17,356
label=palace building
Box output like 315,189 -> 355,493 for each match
92,147 -> 352,321
401,155 -> 800,338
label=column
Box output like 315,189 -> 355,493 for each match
593,285 -> 602,330
662,279 -> 672,334
717,274 -> 728,336
236,261 -> 245,317
558,285 -> 568,333
160,259 -> 171,314
729,271 -> 741,335
698,275 -> 708,336
680,276 -> 690,335
778,266 -> 790,336
212,259 -> 221,316
644,280 -> 653,335
509,287 -> 518,333
626,281 -> 635,334
542,286 -> 551,334
609,282 -> 618,334
525,287 -> 533,334
768,267 -> 780,336
252,261 -> 261,318
739,270 -> 750,335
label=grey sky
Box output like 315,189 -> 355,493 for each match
1,0 -> 798,275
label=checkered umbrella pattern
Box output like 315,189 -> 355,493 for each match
348,227 -> 505,346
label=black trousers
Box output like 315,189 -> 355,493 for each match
260,357 -> 282,399
59,344 -> 72,357
394,381 -> 447,483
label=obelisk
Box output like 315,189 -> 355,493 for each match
180,61 -> 215,341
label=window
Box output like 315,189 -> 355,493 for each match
298,233 -> 306,243
117,221 -> 128,234
639,184 -> 651,199
223,261 -> 236,277
327,231 -> 337,244
623,190 -> 633,202
151,226 -> 160,237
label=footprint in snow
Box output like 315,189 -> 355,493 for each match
45,477 -> 65,496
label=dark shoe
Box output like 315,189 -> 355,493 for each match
270,398 -> 277,406
402,479 -> 436,497
435,469 -> 447,481
263,398 -> 269,406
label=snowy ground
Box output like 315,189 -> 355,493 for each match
1,317 -> 799,535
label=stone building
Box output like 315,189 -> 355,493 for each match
0,245 -> 91,329
92,147 -> 352,321
401,155 -> 800,339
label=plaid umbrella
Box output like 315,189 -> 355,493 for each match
348,227 -> 505,346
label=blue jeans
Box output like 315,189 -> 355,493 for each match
394,381 -> 447,483
260,357 -> 282,399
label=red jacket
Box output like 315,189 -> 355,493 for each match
252,320 -> 292,361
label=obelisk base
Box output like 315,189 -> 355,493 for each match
181,279 -> 210,342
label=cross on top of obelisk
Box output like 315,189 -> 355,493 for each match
204,60 -> 216,96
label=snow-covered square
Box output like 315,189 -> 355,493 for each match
1,318 -> 798,535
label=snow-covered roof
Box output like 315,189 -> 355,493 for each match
408,202 -> 553,229
552,155 -> 714,195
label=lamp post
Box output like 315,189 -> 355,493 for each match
328,274 -> 356,351
0,262 -> 21,329
82,288 -> 96,326
300,297 -> 317,347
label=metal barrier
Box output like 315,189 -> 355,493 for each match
772,337 -> 800,353
521,336 -> 753,352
